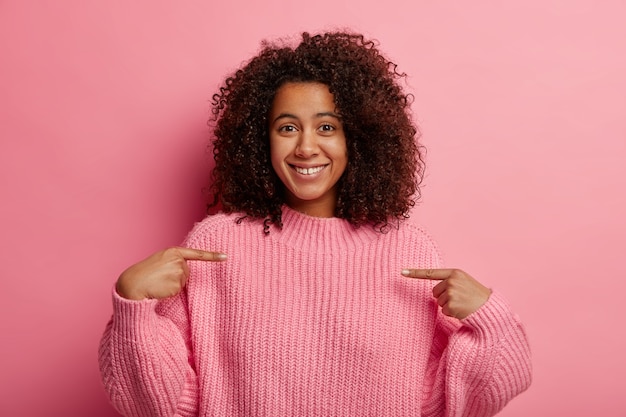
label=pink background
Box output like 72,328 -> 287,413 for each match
1,1 -> 624,416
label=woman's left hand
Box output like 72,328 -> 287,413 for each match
401,268 -> 492,319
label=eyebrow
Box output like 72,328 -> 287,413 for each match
272,111 -> 342,124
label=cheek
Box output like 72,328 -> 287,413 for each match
270,158 -> 282,180
334,139 -> 349,167
269,140 -> 286,174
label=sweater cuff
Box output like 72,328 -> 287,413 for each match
111,287 -> 160,337
460,290 -> 522,343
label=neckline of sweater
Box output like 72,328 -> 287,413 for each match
271,205 -> 384,253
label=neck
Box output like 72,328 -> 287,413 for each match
285,193 -> 337,218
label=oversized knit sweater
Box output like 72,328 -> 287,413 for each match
99,206 -> 532,417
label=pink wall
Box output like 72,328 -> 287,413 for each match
1,1 -> 624,416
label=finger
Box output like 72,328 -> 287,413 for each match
401,268 -> 455,280
432,280 -> 447,298
177,247 -> 228,262
441,304 -> 456,318
435,291 -> 449,307
181,257 -> 190,279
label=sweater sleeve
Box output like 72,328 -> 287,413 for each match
98,289 -> 198,417
421,291 -> 532,417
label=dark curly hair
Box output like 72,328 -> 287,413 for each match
209,31 -> 424,233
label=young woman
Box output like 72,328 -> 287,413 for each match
99,31 -> 531,417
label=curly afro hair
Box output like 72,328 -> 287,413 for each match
209,31 -> 424,233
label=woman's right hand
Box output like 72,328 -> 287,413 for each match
115,247 -> 227,300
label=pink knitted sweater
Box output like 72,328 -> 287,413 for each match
99,206 -> 531,416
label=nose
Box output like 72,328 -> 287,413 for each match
295,129 -> 319,158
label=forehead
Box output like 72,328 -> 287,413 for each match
270,82 -> 337,115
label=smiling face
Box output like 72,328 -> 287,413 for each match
269,82 -> 348,217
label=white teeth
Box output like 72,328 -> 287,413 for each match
294,165 -> 325,175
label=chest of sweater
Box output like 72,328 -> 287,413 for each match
184,231 -> 441,414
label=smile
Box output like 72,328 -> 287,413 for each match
293,165 -> 327,175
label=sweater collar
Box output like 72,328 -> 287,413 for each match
270,205 -> 382,253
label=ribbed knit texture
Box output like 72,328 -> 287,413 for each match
99,206 -> 532,416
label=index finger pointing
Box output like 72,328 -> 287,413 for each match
178,247 -> 227,262
401,268 -> 454,280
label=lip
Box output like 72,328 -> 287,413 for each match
289,163 -> 329,176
